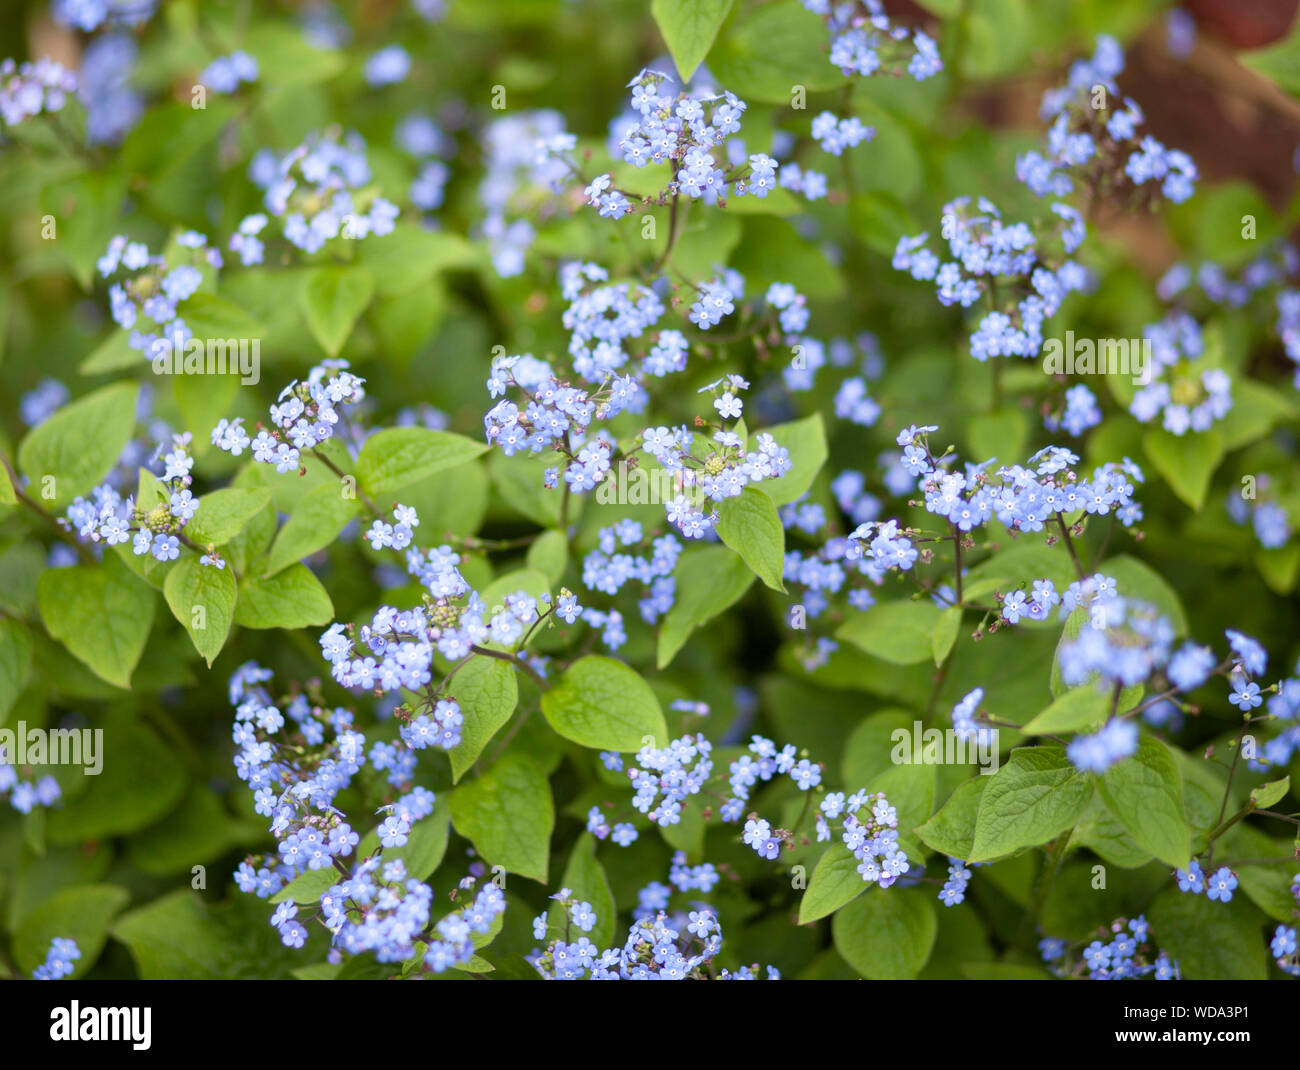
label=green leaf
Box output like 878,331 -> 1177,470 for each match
1240,28 -> 1300,96
967,407 -> 1029,466
1250,775 -> 1290,810
13,884 -> 130,978
932,606 -> 962,666
265,483 -> 360,577
179,291 -> 265,343
46,713 -> 187,843
1095,735 -> 1190,870
18,381 -> 138,506
113,891 -> 306,979
1069,795 -> 1154,869
356,427 -> 489,495
525,530 -> 568,586
833,887 -> 937,979
652,0 -> 734,81
40,171 -> 127,289
449,754 -> 553,882
126,785 -> 259,876
709,0 -> 847,102
163,554 -> 237,666
836,600 -> 944,666
186,487 -> 273,546
969,747 -> 1093,862
0,617 -> 33,721
1021,683 -> 1110,735
843,709 -> 926,791
799,844 -> 867,923
1224,824 -> 1298,922
541,655 -> 668,751
1256,543 -> 1300,595
1218,379 -> 1297,451
1143,427 -> 1224,511
232,564 -> 333,629
299,264 -> 374,357
916,776 -> 989,859
271,866 -> 339,906
555,833 -> 617,951
358,223 -> 479,296
1149,888 -> 1268,979
244,21 -> 346,86
447,655 -> 520,782
37,555 -> 154,688
657,546 -> 754,668
714,485 -> 786,592
78,329 -> 140,374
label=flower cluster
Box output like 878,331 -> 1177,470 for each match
1271,876 -> 1300,978
811,111 -> 873,156
1058,595 -> 1174,691
893,197 -> 1087,361
53,0 -> 155,31
884,430 -> 1145,546
213,360 -> 366,472
1066,718 -> 1139,774
1246,658 -> 1300,772
609,69 -> 748,204
364,45 -> 410,89
624,733 -> 713,829
243,129 -> 398,256
484,266 -> 793,541
31,938 -> 81,980
639,385 -> 792,540
1174,860 -> 1238,903
478,110 -> 571,275
950,688 -> 991,744
533,900 -> 725,980
815,790 -> 912,887
531,864 -> 776,980
581,521 -> 680,627
0,57 -> 77,127
231,666 -> 370,898
396,115 -> 452,214
1043,383 -> 1103,437
199,51 -> 259,94
1041,915 -> 1178,979
0,749 -> 62,814
99,232 -> 221,360
420,875 -> 507,973
227,661 -> 512,972
80,33 -> 144,145
1129,312 -> 1230,435
1272,920 -> 1300,978
63,431 -> 206,564
801,0 -> 942,82
1019,36 -> 1197,205
939,859 -> 972,907
321,570 -> 547,691
1159,241 -> 1300,389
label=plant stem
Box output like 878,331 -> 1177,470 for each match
0,452 -> 95,564
468,644 -> 547,690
